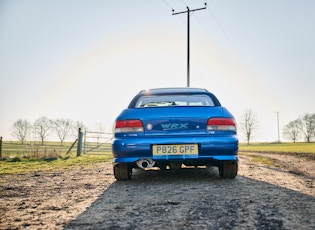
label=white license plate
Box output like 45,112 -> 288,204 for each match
152,144 -> 198,155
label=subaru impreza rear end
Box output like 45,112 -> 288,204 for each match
111,88 -> 238,180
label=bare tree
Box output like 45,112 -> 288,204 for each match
53,118 -> 73,146
75,121 -> 87,132
12,119 -> 31,144
72,121 -> 87,138
34,116 -> 52,145
300,113 -> 315,143
282,119 -> 301,143
239,109 -> 259,144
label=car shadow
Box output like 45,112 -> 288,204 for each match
65,167 -> 315,230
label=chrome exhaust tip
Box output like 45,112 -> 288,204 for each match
136,159 -> 155,169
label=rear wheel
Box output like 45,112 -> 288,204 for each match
113,164 -> 132,181
219,161 -> 238,179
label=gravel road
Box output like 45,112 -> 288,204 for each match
1,152 -> 314,229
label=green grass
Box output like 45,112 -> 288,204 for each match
0,141 -> 113,175
241,152 -> 275,166
251,156 -> 274,166
0,152 -> 113,175
239,142 -> 315,154
239,142 -> 315,166
239,142 -> 315,161
1,141 -> 314,175
1,141 -> 73,158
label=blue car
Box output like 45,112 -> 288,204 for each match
112,88 -> 238,180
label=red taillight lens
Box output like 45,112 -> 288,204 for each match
207,118 -> 236,131
114,120 -> 144,133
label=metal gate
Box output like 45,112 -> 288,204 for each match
82,131 -> 112,154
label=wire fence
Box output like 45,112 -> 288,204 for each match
0,130 -> 113,160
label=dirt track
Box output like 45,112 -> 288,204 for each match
1,152 -> 314,229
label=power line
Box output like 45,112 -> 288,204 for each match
180,0 -> 188,7
172,3 -> 207,87
163,1 -> 239,84
161,0 -> 174,10
191,10 -> 220,49
206,6 -> 239,57
161,0 -> 187,29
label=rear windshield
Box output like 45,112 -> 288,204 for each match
135,95 -> 215,108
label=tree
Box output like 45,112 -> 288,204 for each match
12,119 -> 31,144
282,119 -> 301,143
34,116 -> 52,145
300,113 -> 315,143
53,118 -> 73,146
72,121 -> 87,138
75,121 -> 87,132
239,109 -> 259,145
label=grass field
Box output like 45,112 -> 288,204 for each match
1,141 -> 314,175
239,142 -> 315,154
0,152 -> 113,175
0,141 -> 113,174
239,142 -> 315,162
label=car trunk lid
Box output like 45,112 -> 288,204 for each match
119,106 -> 228,136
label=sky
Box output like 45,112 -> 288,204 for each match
1,0 -> 314,142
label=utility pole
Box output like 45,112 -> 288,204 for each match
0,137 -> 2,159
172,3 -> 207,87
276,111 -> 280,143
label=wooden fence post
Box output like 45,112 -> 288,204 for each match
76,128 -> 83,157
66,139 -> 78,155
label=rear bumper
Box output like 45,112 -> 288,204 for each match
112,135 -> 238,164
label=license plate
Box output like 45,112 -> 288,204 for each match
152,144 -> 198,155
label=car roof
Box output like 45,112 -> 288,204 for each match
128,87 -> 221,108
139,87 -> 208,95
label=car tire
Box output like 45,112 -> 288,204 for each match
219,161 -> 238,179
113,164 -> 132,181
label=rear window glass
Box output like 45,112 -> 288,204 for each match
135,95 -> 215,108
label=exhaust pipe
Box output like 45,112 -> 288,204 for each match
136,159 -> 155,169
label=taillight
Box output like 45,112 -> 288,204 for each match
207,118 -> 236,131
114,120 -> 144,133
